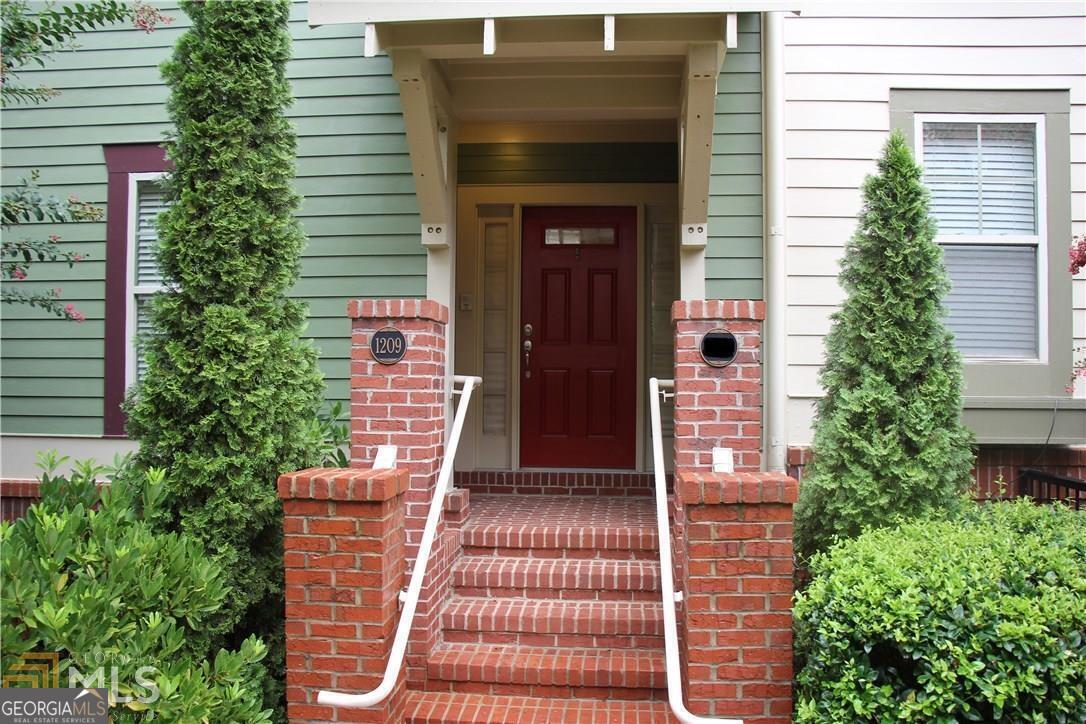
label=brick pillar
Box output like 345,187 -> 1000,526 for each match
347,298 -> 457,688
671,299 -> 797,722
279,467 -> 409,723
348,298 -> 448,523
676,471 -> 797,722
673,300 -> 765,472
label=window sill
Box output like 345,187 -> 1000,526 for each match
963,396 -> 1085,410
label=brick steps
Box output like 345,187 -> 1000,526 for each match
443,596 -> 665,637
460,495 -> 658,561
423,495 -> 668,709
404,690 -> 675,723
461,526 -> 657,559
441,596 -> 665,648
451,556 -> 661,600
426,644 -> 666,691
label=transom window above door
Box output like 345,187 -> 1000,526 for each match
544,227 -> 616,246
917,115 -> 1046,361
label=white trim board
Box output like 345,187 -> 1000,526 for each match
1,436 -> 139,479
310,2 -> 802,25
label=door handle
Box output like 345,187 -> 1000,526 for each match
523,339 -> 532,378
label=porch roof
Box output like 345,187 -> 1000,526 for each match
308,1 -> 773,252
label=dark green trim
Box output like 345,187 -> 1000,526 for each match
457,142 -> 678,185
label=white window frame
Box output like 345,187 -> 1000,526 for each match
914,112 -> 1048,364
125,172 -> 168,389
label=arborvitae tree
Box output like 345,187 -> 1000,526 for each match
125,0 -> 323,711
793,130 -> 974,561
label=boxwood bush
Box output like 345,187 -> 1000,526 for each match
795,500 -> 1086,723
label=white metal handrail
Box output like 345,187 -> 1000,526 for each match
649,377 -> 743,724
317,373 -> 482,710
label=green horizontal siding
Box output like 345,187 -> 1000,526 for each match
707,14 -> 764,301
1,5 -> 767,438
0,1 -> 421,436
458,142 -> 679,185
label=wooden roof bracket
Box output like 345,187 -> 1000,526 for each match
391,49 -> 454,248
678,41 -> 725,249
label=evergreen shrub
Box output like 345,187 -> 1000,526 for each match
123,0 -> 324,710
793,130 -> 974,559
795,500 -> 1086,723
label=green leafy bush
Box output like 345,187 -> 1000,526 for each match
793,130 -> 974,560
1,453 -> 271,723
795,500 -> 1086,723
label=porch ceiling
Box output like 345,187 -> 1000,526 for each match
444,57 -> 684,122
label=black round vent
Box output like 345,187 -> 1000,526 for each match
700,329 -> 738,367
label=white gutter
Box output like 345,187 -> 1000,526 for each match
763,11 -> 788,472
649,377 -> 743,724
317,374 -> 482,710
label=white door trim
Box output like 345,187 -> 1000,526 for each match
455,183 -> 677,472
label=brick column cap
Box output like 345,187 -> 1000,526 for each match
676,470 -> 798,505
348,298 -> 449,324
277,467 -> 409,502
671,299 -> 766,323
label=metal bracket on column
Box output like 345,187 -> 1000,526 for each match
681,222 -> 708,248
421,222 -> 448,248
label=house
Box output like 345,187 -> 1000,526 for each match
1,1 -> 1083,722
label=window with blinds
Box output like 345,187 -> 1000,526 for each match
920,118 -> 1044,360
130,178 -> 168,383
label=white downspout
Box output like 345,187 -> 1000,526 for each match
763,11 -> 788,472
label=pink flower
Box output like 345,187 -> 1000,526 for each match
132,2 -> 172,33
70,311 -> 86,323
1070,235 -> 1086,276
64,303 -> 74,313
11,267 -> 26,280
48,234 -> 60,242
72,253 -> 84,262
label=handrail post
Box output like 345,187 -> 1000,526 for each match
317,374 -> 482,710
649,377 -> 743,724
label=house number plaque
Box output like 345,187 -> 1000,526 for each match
370,327 -> 406,365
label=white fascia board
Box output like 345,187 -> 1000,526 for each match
310,1 -> 803,26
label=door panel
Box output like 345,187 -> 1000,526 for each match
520,206 -> 637,468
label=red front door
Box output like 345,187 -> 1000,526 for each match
520,206 -> 637,469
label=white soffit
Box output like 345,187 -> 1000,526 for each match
310,1 -> 804,26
